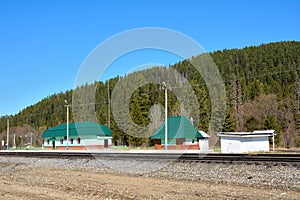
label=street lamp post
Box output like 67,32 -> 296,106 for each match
162,82 -> 168,150
65,100 -> 69,150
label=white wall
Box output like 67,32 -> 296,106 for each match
220,136 -> 270,153
221,137 -> 242,153
79,138 -> 111,146
199,139 -> 209,150
44,137 -> 112,147
241,137 -> 269,152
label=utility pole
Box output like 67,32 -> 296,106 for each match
6,116 -> 9,150
107,80 -> 110,129
25,134 -> 27,147
65,100 -> 69,150
13,134 -> 16,149
30,132 -> 33,147
20,135 -> 22,150
190,117 -> 194,126
162,82 -> 168,150
272,131 -> 275,151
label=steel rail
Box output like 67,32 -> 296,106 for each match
0,151 -> 299,163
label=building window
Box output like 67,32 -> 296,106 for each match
77,138 -> 81,144
47,139 -> 50,145
70,138 -> 74,144
60,139 -> 63,144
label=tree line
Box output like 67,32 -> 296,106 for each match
1,41 -> 300,148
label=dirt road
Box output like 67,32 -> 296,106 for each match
0,168 -> 299,199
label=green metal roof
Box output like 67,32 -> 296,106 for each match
42,121 -> 112,138
151,116 -> 204,139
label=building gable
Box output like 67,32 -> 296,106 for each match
42,121 -> 112,138
151,116 -> 203,140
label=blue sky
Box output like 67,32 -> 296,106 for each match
0,0 -> 299,116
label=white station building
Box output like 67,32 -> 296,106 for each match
42,121 -> 112,150
217,130 -> 275,153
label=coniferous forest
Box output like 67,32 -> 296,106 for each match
1,41 -> 300,148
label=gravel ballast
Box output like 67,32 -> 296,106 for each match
0,156 -> 299,199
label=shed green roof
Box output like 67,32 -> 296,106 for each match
42,121 -> 112,138
151,116 -> 203,139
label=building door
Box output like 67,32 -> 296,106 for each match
104,139 -> 108,148
52,140 -> 55,150
153,139 -> 161,145
176,138 -> 186,145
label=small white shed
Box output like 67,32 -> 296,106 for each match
198,130 -> 210,151
217,130 -> 275,153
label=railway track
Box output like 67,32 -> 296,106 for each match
0,151 -> 299,164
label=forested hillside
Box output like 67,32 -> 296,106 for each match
1,41 -> 300,148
